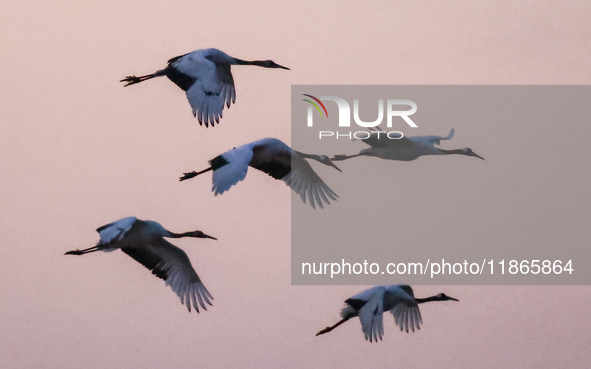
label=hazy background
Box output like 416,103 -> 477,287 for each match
1,1 -> 590,368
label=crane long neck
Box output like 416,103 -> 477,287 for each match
232,58 -> 267,67
437,148 -> 464,156
166,231 -> 186,238
167,231 -> 204,239
415,295 -> 444,304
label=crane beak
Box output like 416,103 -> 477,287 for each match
328,160 -> 342,172
473,152 -> 485,160
194,231 -> 217,240
202,233 -> 217,240
276,64 -> 290,70
448,296 -> 459,302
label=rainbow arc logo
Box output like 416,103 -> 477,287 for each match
302,94 -> 329,118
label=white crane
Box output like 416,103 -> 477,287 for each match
332,128 -> 484,162
179,137 -> 341,209
316,285 -> 459,342
65,217 -> 216,313
120,48 -> 289,127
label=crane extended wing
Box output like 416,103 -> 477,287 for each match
173,53 -> 236,126
122,239 -> 213,313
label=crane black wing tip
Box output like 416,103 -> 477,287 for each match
185,302 -> 202,314
193,110 -> 205,126
195,119 -> 219,128
365,336 -> 382,343
183,295 -> 214,313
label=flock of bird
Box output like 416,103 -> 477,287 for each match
65,47 -> 480,342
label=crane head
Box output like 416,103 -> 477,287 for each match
261,60 -> 290,70
462,148 -> 484,160
437,293 -> 459,302
318,155 -> 342,172
186,231 -> 217,240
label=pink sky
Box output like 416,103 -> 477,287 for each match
1,1 -> 590,368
